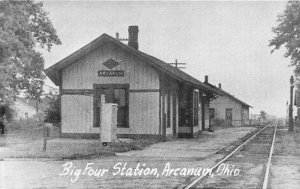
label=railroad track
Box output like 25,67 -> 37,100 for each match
179,120 -> 279,189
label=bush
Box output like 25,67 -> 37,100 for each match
0,100 -> 15,122
45,95 -> 60,124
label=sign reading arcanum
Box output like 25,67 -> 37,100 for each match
98,70 -> 124,77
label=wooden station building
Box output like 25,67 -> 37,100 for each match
208,83 -> 252,127
45,26 -> 221,139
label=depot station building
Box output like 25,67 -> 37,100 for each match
45,26 -> 223,139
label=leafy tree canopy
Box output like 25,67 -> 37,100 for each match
259,110 -> 267,120
0,0 -> 61,100
270,1 -> 300,75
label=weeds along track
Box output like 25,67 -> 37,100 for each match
180,121 -> 278,189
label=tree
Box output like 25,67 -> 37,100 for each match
270,1 -> 300,75
259,111 -> 267,120
0,0 -> 61,100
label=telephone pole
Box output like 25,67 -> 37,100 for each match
289,75 -> 294,132
169,59 -> 186,69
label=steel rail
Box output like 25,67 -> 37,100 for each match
262,120 -> 278,189
183,123 -> 272,189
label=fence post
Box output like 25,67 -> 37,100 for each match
43,124 -> 47,151
289,76 -> 294,132
42,123 -> 52,151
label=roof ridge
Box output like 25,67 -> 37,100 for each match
206,83 -> 252,107
45,33 -> 221,95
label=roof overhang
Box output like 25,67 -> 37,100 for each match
45,34 -> 221,96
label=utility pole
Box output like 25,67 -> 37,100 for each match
289,75 -> 294,132
169,59 -> 186,69
286,101 -> 289,126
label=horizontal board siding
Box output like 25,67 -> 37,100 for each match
62,43 -> 159,90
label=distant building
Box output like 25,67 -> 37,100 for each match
208,83 -> 252,127
13,97 -> 50,120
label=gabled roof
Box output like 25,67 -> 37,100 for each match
220,89 -> 252,108
45,33 -> 221,95
206,83 -> 252,108
16,97 -> 50,112
14,98 -> 36,111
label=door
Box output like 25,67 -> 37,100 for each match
94,84 -> 129,128
225,108 -> 233,126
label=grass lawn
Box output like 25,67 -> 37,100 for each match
0,119 -> 158,160
274,125 -> 300,156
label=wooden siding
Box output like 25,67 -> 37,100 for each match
61,92 -> 159,134
61,95 -> 93,133
166,92 -> 173,135
62,43 -> 159,90
204,101 -> 210,129
125,92 -> 160,134
61,43 -> 160,135
198,98 -> 202,131
159,75 -> 180,137
210,96 -> 245,126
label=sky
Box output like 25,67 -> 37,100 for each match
41,1 -> 293,117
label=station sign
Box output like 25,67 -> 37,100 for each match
98,70 -> 124,77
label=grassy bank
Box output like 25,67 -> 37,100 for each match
0,119 -> 158,160
274,126 -> 300,156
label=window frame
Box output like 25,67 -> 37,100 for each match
93,84 -> 129,128
225,108 -> 233,121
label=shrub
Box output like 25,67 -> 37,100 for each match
44,95 -> 60,124
0,100 -> 15,122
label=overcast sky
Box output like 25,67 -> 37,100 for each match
41,1 -> 293,117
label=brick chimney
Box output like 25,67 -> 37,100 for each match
128,26 -> 139,50
219,83 -> 221,89
205,75 -> 208,83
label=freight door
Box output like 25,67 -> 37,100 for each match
225,108 -> 233,126
94,84 -> 129,128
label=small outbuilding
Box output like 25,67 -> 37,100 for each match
13,97 -> 50,120
45,26 -> 221,139
208,83 -> 252,127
